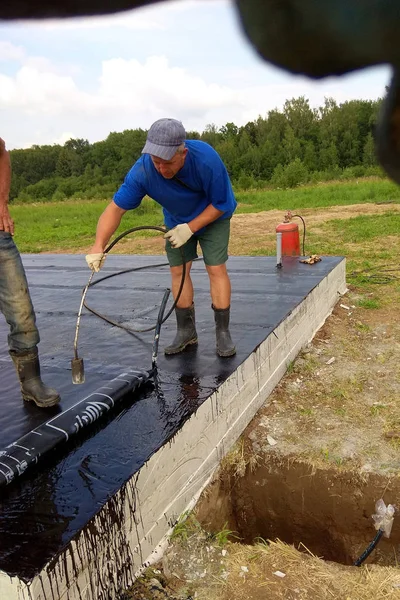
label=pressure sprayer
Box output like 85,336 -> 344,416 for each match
72,225 -> 186,384
276,211 -> 306,268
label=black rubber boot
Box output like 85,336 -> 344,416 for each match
164,304 -> 198,355
213,305 -> 236,357
10,348 -> 61,408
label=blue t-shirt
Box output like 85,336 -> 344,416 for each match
113,139 -> 237,229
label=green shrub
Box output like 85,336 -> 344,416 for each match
271,159 -> 309,188
24,178 -> 58,200
341,166 -> 366,180
52,189 -> 67,201
235,173 -> 256,191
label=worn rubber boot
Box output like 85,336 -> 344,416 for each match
213,305 -> 236,357
164,304 -> 198,355
10,348 -> 61,408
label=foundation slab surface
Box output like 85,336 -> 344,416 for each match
0,254 -> 345,596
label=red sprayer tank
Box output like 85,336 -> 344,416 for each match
276,212 -> 300,256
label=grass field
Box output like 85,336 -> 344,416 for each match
10,177 -> 400,253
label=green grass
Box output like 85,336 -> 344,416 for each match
10,198 -> 163,252
170,511 -> 202,542
290,210 -> 399,270
326,212 -> 400,243
235,178 -> 400,214
9,176 -> 400,253
210,523 -> 239,546
357,297 -> 381,309
370,405 -> 387,416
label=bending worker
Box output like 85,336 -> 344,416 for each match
0,138 -> 60,407
86,118 -> 237,357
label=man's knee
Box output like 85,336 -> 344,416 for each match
170,265 -> 184,277
206,264 -> 228,278
170,262 -> 192,278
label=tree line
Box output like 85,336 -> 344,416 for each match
9,96 -> 384,203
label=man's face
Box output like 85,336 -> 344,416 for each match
151,148 -> 187,179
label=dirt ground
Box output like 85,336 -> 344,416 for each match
99,202 -> 400,257
122,204 -> 400,600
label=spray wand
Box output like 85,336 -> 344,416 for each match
71,226 -> 186,385
71,271 -> 94,384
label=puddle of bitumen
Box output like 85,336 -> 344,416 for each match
0,254 -> 344,581
196,454 -> 400,566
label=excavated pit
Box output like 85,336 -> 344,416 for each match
196,454 -> 400,566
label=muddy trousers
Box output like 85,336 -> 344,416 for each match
0,232 -> 40,353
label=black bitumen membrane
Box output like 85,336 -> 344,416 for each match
0,254 -> 343,580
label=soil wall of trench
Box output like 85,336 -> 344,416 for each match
196,455 -> 400,566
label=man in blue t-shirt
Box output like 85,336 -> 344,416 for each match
86,118 -> 237,357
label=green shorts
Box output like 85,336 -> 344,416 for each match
166,218 -> 231,267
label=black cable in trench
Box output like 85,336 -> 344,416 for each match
353,529 -> 384,566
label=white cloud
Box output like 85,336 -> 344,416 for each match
0,40 -> 80,77
98,56 -> 239,114
54,131 -> 78,145
18,130 -> 78,149
0,55 -> 242,123
0,41 -> 25,62
0,67 -> 85,115
0,52 -> 389,131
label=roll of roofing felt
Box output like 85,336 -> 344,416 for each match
0,369 -> 152,489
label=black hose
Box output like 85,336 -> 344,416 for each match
349,265 -> 400,285
152,288 -> 171,371
105,225 -> 167,253
353,529 -> 384,566
83,225 -> 188,334
292,214 -> 306,256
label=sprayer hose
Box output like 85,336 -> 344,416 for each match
82,226 -> 188,334
292,214 -> 306,256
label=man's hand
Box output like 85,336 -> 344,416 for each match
85,252 -> 106,272
0,206 -> 14,235
164,223 -> 193,248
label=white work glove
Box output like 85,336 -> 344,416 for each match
164,223 -> 193,249
85,252 -> 106,272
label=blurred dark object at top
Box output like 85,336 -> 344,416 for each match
2,0 -> 400,184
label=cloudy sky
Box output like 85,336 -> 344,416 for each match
0,0 -> 391,150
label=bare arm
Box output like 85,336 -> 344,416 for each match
0,138 -> 14,234
188,204 -> 224,233
90,201 -> 127,253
